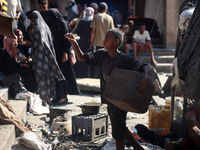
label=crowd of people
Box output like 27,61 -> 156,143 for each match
0,1 -> 157,150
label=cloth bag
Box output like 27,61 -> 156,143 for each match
103,68 -> 155,113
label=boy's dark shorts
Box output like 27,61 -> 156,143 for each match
107,102 -> 128,140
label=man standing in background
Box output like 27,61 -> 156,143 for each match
38,0 -> 48,19
90,2 -> 114,50
89,2 -> 114,78
51,0 -> 75,21
6,0 -> 22,28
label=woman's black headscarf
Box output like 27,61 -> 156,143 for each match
45,8 -> 71,36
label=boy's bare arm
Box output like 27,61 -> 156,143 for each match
137,65 -> 149,96
64,33 -> 86,62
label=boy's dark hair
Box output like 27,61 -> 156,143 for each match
107,29 -> 123,47
139,22 -> 146,28
38,0 -> 48,4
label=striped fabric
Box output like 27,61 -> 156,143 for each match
1,0 -> 7,14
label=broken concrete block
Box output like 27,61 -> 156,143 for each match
152,96 -> 166,106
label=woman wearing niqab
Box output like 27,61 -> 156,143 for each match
28,10 -> 65,105
74,7 -> 94,77
45,8 -> 80,105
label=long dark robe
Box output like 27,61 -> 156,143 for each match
29,10 -> 65,102
74,19 -> 91,78
45,8 -> 80,101
178,1 -> 200,101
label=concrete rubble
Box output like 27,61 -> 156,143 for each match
8,73 -> 171,150
1,71 -> 186,150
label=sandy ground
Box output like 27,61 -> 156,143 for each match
11,73 -> 170,149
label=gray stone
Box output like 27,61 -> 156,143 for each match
0,87 -> 8,100
0,125 -> 15,150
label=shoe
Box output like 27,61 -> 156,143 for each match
42,101 -> 48,106
52,99 -> 68,106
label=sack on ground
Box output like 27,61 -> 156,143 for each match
15,92 -> 49,115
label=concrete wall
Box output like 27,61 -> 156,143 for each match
163,0 -> 182,49
144,0 -> 163,36
144,0 -> 182,48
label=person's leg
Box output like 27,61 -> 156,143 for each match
125,44 -> 130,54
55,79 -> 68,103
107,103 -> 127,150
116,140 -> 125,150
124,129 -> 144,150
132,42 -> 137,59
35,74 -> 50,106
147,43 -> 157,66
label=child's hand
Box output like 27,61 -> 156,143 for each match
64,33 -> 77,47
62,52 -> 68,62
137,77 -> 148,96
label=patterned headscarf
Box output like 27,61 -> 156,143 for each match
28,10 -> 64,81
82,7 -> 94,21
3,36 -> 17,58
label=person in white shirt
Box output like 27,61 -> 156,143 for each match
132,23 -> 157,66
6,0 -> 22,28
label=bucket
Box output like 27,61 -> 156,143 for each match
148,105 -> 171,136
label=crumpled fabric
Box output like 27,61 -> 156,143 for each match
18,132 -> 51,150
171,57 -> 185,93
186,103 -> 200,148
135,124 -> 165,148
0,97 -> 29,134
101,138 -> 164,150
179,7 -> 195,36
178,1 -> 200,101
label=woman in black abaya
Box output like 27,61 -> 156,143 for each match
45,8 -> 80,105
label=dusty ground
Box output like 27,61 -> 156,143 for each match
11,73 -> 170,150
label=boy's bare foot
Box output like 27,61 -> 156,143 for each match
151,59 -> 157,66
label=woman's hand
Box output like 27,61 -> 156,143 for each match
137,77 -> 148,96
22,40 -> 32,47
20,63 -> 29,68
62,52 -> 68,62
19,58 -> 27,63
12,47 -> 19,58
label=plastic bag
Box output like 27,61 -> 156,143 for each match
15,92 -> 49,115
18,132 -> 51,150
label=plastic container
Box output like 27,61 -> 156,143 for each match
174,99 -> 183,119
148,105 -> 171,136
103,68 -> 155,113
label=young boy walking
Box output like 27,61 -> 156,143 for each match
65,29 -> 148,150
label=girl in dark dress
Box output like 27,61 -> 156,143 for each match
74,7 -> 94,78
45,8 -> 80,105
